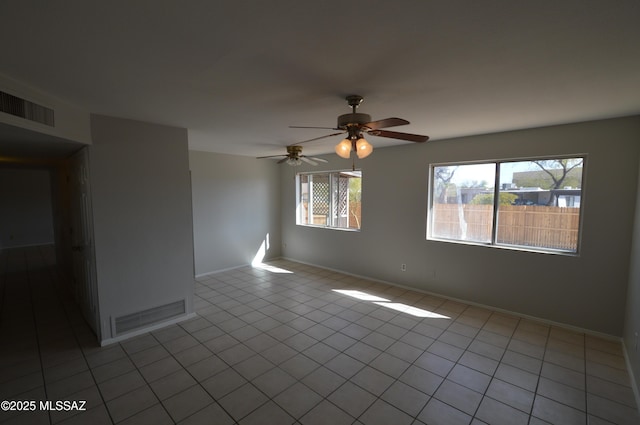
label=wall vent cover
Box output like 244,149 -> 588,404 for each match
114,299 -> 185,335
0,90 -> 55,127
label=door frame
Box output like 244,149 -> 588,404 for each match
69,147 -> 100,340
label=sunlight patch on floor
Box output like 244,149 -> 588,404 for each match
374,302 -> 450,319
333,289 -> 450,319
251,233 -> 293,273
253,263 -> 294,274
332,289 -> 390,302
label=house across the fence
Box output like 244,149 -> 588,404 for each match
450,186 -> 581,207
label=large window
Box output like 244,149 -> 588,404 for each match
428,157 -> 584,253
297,170 -> 362,230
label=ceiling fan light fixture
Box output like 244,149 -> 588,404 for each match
355,137 -> 373,159
286,157 -> 302,166
335,139 -> 352,159
290,95 -> 428,161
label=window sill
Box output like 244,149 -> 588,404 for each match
297,224 -> 361,232
427,236 -> 579,257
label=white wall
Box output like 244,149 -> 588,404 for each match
282,116 -> 640,337
0,167 -> 54,248
89,115 -> 194,342
189,151 -> 281,275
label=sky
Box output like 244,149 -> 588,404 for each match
443,161 -> 546,188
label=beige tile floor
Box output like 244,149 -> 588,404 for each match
1,245 -> 638,424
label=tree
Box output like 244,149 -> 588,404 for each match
461,180 -> 489,189
531,159 -> 583,205
434,166 -> 458,203
470,192 -> 518,205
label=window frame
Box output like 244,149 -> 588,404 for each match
427,155 -> 586,255
296,169 -> 362,231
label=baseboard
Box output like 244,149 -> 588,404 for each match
195,264 -> 247,278
281,256 -> 621,342
194,256 -> 284,279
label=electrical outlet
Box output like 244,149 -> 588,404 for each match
401,264 -> 406,272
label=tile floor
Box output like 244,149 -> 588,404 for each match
1,245 -> 638,425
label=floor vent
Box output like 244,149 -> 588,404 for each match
0,90 -> 55,127
114,299 -> 185,335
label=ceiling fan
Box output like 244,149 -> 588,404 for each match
257,145 -> 328,166
291,95 -> 429,159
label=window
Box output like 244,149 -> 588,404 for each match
297,170 -> 362,230
428,157 -> 584,253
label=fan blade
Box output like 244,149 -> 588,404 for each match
306,156 -> 328,163
277,157 -> 289,164
297,131 -> 346,144
364,117 -> 410,130
300,157 -> 318,166
290,126 -> 339,130
256,154 -> 287,159
368,129 -> 429,143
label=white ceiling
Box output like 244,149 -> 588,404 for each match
1,1 -> 639,158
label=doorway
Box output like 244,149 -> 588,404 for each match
0,123 -> 99,339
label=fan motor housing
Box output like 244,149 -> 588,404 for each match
337,113 -> 371,129
286,145 -> 303,155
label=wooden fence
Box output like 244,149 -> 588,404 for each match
432,204 -> 580,250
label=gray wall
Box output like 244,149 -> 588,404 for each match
624,150 -> 640,398
281,116 -> 640,337
0,167 -> 54,248
89,115 -> 194,342
190,151 -> 281,275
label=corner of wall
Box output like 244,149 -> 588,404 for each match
623,147 -> 640,410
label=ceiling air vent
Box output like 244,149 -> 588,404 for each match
113,299 -> 186,336
0,90 -> 55,127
